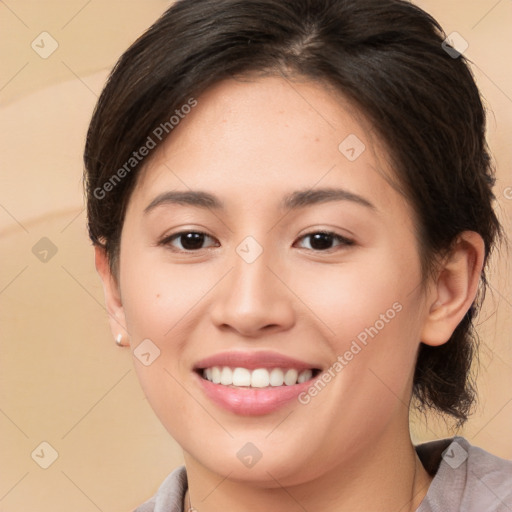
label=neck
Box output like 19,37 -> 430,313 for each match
183,423 -> 433,512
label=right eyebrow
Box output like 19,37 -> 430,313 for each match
143,190 -> 224,215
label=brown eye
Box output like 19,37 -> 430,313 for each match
160,231 -> 218,251
296,231 -> 354,251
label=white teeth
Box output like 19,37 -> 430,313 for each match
220,367 -> 233,385
232,367 -> 251,386
201,366 -> 316,387
269,368 -> 284,386
284,369 -> 298,386
298,369 -> 313,383
251,368 -> 270,388
211,367 -> 221,384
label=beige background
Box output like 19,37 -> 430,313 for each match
0,1 -> 510,511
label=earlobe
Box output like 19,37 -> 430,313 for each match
94,245 -> 130,346
420,231 -> 485,347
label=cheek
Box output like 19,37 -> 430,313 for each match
292,247 -> 421,343
120,257 -> 207,440
120,243 -> 211,342
132,361 -> 196,445
293,246 -> 424,399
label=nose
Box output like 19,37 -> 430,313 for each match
209,246 -> 296,338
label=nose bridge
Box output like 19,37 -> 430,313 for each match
209,234 -> 295,335
230,235 -> 279,306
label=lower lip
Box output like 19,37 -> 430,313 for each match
194,372 -> 317,415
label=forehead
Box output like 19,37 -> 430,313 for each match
154,75 -> 371,159
130,75 -> 404,217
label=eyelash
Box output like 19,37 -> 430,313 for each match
158,230 -> 354,253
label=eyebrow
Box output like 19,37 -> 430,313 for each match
143,187 -> 376,214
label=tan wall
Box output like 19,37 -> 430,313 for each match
1,1 -> 510,510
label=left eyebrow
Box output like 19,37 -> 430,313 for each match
280,187 -> 377,212
143,187 -> 377,215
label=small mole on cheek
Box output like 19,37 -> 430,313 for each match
156,293 -> 161,299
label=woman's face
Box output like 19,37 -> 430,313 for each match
115,76 -> 433,484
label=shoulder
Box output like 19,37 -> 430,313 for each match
133,465 -> 188,512
417,436 -> 512,512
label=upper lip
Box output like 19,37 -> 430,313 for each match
193,350 -> 321,371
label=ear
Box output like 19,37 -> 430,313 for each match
95,245 -> 130,346
421,231 -> 485,347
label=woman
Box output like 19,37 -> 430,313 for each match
83,0 -> 510,510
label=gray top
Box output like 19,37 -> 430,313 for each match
134,437 -> 512,512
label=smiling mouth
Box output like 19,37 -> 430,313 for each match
196,366 -> 322,388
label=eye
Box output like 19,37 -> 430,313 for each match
159,231 -> 219,252
159,229 -> 353,253
294,231 -> 354,251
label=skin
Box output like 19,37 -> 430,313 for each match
96,75 -> 484,512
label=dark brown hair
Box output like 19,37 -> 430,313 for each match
83,0 -> 502,424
